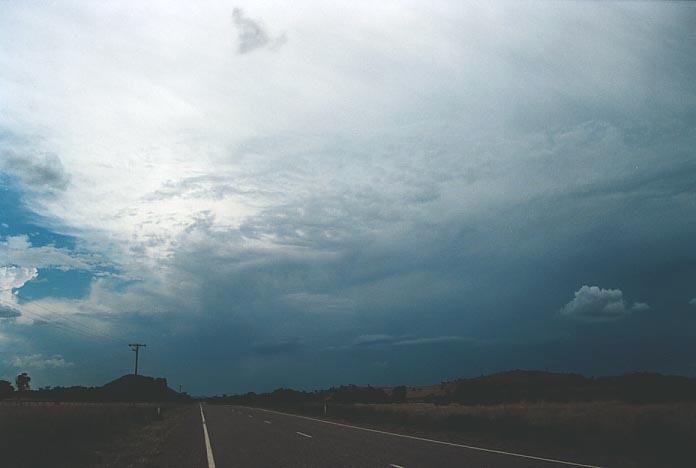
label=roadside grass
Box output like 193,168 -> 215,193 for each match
0,402 -> 170,468
90,404 -> 193,468
255,401 -> 696,467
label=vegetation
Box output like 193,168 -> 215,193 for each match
0,373 -> 193,468
0,374 -> 191,403
443,371 -> 696,405
208,384 -> 396,407
0,379 -> 14,398
209,370 -> 696,406
15,373 -> 31,392
0,402 -> 165,468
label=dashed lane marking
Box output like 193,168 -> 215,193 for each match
248,406 -> 603,468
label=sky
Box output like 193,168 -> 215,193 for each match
1,1 -> 696,395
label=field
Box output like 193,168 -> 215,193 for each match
3,399 -> 694,467
0,402 -> 185,468
254,401 -> 696,467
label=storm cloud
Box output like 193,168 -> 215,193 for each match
1,1 -> 695,392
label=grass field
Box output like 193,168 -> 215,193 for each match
254,401 -> 696,467
0,402 -> 175,468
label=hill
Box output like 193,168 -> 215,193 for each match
1,374 -> 190,403
98,374 -> 186,402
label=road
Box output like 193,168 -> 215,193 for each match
157,404 -> 603,468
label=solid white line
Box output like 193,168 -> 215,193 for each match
296,431 -> 313,438
249,407 -> 603,468
199,404 -> 216,468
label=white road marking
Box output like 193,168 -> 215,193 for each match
199,404 -> 216,468
389,464 -> 405,468
296,431 -> 313,438
264,420 -> 272,424
248,414 -> 253,418
248,407 -> 603,468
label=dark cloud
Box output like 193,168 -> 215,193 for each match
252,339 -> 304,356
1,149 -> 69,191
0,303 -> 21,318
231,8 -> 286,55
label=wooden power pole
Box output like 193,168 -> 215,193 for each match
129,343 -> 147,375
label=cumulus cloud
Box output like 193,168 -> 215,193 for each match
8,354 -> 74,370
0,266 -> 38,317
631,302 -> 651,312
231,7 -> 286,54
560,285 -> 649,322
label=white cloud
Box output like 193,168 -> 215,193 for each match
560,285 -> 649,322
8,354 -> 74,370
0,266 -> 38,316
689,298 -> 696,307
0,235 -> 101,271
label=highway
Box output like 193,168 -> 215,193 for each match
167,404 -> 604,468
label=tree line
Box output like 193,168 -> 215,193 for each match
207,370 -> 696,407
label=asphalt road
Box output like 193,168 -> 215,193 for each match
184,404 -> 603,468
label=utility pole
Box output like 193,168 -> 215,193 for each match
129,343 -> 147,375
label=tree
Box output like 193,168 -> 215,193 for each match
15,373 -> 31,393
0,380 -> 14,398
391,385 -> 407,403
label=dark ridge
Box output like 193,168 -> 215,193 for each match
0,374 -> 191,403
206,370 -> 696,406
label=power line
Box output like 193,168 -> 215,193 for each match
17,308 -> 123,345
11,293 -> 129,345
21,305 -> 124,344
13,291 -> 127,341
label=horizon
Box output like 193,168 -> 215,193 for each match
6,367 -> 694,398
2,1 -> 696,395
